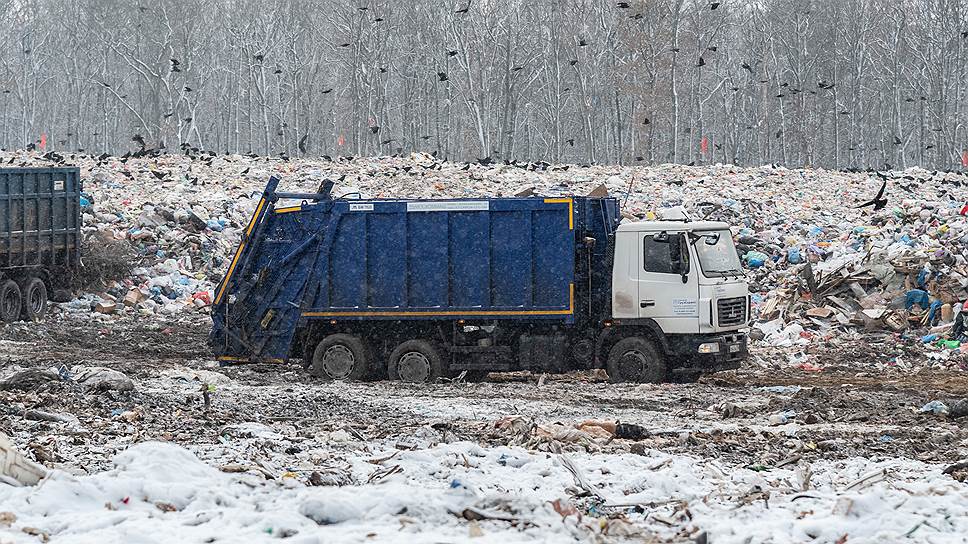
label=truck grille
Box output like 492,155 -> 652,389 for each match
717,297 -> 747,326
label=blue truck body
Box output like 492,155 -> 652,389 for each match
210,177 -> 620,363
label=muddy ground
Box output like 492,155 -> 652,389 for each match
2,313 -> 965,476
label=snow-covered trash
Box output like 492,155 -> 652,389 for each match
0,440 -> 966,542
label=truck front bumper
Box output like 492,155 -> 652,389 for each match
667,332 -> 748,373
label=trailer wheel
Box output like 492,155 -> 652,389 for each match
388,340 -> 444,383
18,277 -> 48,321
311,334 -> 369,381
606,337 -> 667,383
0,280 -> 22,324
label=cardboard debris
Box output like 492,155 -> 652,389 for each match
805,307 -> 834,318
0,433 -> 47,486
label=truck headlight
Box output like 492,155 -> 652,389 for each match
698,342 -> 720,354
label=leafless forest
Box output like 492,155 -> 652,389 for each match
1,0 -> 967,169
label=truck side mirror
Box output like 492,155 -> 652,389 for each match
653,231 -> 669,243
677,234 -> 690,283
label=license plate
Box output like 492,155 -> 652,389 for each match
728,344 -> 741,353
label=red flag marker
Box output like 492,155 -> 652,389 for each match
700,136 -> 709,155
961,149 -> 968,167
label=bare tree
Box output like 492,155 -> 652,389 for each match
0,0 -> 966,171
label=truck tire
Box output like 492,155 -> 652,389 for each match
388,340 -> 445,383
18,277 -> 48,321
606,337 -> 667,383
311,334 -> 369,381
0,280 -> 22,324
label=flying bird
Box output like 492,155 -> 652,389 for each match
710,1 -> 720,8
857,180 -> 888,210
437,71 -> 449,81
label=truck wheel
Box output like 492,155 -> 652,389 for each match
388,340 -> 445,383
0,280 -> 22,323
18,277 -> 48,321
606,337 -> 667,383
311,334 -> 369,381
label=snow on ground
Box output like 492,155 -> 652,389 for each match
1,440 -> 965,543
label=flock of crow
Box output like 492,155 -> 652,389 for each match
7,1 -> 967,213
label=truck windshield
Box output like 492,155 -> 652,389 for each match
693,229 -> 744,278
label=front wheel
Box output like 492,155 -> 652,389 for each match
311,334 -> 370,381
388,340 -> 445,383
606,337 -> 667,383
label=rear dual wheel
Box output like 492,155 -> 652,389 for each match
19,277 -> 48,321
0,280 -> 21,323
387,339 -> 445,383
310,334 -> 371,381
0,277 -> 48,323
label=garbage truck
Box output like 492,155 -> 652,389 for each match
209,177 -> 750,383
0,168 -> 81,323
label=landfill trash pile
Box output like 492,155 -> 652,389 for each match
4,150 -> 968,369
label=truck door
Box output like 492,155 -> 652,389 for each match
636,232 -> 700,334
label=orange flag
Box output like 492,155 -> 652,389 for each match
337,134 -> 346,146
700,136 -> 709,155
961,149 -> 968,167
39,133 -> 47,151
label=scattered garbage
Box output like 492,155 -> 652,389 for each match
72,367 -> 135,392
768,410 -> 797,425
947,399 -> 968,419
919,400 -> 949,415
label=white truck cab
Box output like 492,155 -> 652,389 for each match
608,220 -> 750,373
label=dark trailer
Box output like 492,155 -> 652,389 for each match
210,177 -> 622,381
0,168 -> 81,322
